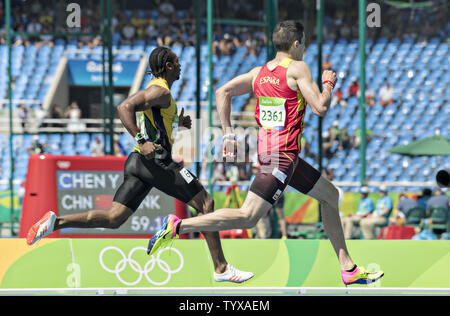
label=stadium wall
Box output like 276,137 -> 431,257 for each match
43,56 -> 69,112
0,239 -> 449,288
129,56 -> 149,96
0,189 -> 430,229
211,190 -> 418,224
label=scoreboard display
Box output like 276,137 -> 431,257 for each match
19,155 -> 189,239
56,170 -> 174,235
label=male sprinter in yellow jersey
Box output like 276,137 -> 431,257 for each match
26,47 -> 254,283
149,21 -> 384,286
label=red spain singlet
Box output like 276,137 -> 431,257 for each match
253,57 -> 307,156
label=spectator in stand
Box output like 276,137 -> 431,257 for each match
157,30 -> 173,47
52,2 -> 67,32
352,128 -> 367,149
365,87 -> 375,107
130,11 -> 145,29
322,55 -> 332,71
39,10 -> 53,27
337,128 -> 352,151
332,83 -> 347,114
232,32 -> 241,49
330,120 -> 340,143
143,11 -> 156,28
352,128 -> 385,149
322,131 -> 334,159
218,33 -> 237,56
212,25 -> 223,56
65,101 -> 81,121
157,0 -> 174,30
77,6 -> 90,38
145,20 -> 158,42
159,0 -> 175,17
1,0 -> 447,48
341,186 -> 374,239
114,134 -> 126,156
300,135 -> 315,160
17,103 -> 28,132
322,123 -> 341,159
417,188 -> 432,210
50,105 -> 64,128
39,24 -> 53,45
426,188 -> 450,235
135,25 -> 146,42
348,78 -> 360,98
225,164 -> 240,185
426,188 -> 449,218
244,34 -> 258,56
212,162 -> 228,183
322,168 -> 336,181
90,136 -> 104,156
389,193 -> 418,225
65,101 -> 85,133
340,23 -> 351,38
130,11 -> 146,41
27,135 -> 48,155
122,21 -> 136,44
34,104 -> 47,128
156,13 -> 170,30
360,185 -> 393,239
332,83 -> 344,105
88,35 -> 102,48
26,17 -> 41,42
11,23 -> 27,46
30,0 -> 42,17
379,80 -> 395,106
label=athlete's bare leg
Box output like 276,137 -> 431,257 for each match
54,202 -> 133,230
306,176 -> 355,270
274,206 -> 287,238
180,191 -> 272,233
187,189 -> 228,274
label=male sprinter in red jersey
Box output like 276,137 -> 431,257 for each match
26,47 -> 253,283
148,21 -> 384,285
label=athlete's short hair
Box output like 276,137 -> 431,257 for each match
273,20 -> 304,52
148,46 -> 175,78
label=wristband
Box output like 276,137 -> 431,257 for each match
222,133 -> 236,141
323,80 -> 335,89
135,132 -> 147,144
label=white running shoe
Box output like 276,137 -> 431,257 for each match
26,211 -> 57,246
214,264 -> 254,283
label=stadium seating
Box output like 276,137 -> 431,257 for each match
0,37 -> 448,193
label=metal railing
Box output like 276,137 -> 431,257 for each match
0,108 -> 258,134
0,117 -> 126,134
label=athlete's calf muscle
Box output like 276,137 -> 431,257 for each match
54,202 -> 133,230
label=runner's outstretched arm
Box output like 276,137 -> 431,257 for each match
215,67 -> 261,133
216,67 -> 261,159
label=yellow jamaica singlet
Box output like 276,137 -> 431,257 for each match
133,77 -> 178,153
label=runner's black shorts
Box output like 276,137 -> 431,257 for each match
113,151 -> 203,211
249,151 -> 321,205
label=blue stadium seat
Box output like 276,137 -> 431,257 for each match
0,36 -> 447,189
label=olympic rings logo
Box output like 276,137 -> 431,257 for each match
99,246 -> 184,286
